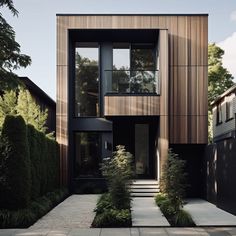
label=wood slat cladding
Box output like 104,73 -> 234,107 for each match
104,96 -> 160,116
56,14 -> 208,184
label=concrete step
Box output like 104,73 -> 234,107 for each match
132,180 -> 159,185
131,188 -> 160,193
131,192 -> 158,197
130,185 -> 159,189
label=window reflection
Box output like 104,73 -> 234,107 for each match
75,43 -> 99,117
74,132 -> 101,177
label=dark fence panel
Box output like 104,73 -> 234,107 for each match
205,139 -> 236,215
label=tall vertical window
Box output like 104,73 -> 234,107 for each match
74,132 -> 101,177
216,103 -> 222,125
226,93 -> 235,121
75,43 -> 99,117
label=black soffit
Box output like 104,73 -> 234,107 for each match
69,29 -> 159,43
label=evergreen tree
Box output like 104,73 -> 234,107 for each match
0,0 -> 31,90
0,87 -> 48,133
0,90 -> 17,127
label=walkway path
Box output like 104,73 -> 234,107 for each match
184,199 -> 236,226
30,194 -> 99,229
2,227 -> 236,236
131,197 -> 170,226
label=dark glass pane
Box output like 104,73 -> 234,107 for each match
74,132 -> 100,177
75,45 -> 99,117
131,44 -> 156,70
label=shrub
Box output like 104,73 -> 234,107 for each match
174,209 -> 195,227
160,149 -> 187,212
0,115 -> 31,209
92,208 -> 131,227
0,188 -> 68,228
101,145 -> 134,209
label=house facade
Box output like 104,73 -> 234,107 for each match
212,84 -> 236,142
56,14 -> 208,195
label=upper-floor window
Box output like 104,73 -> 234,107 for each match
74,43 -> 99,117
109,43 -> 158,94
226,93 -> 235,121
216,102 -> 222,125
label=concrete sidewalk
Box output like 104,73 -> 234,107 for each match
184,199 -> 236,226
1,227 -> 236,236
30,195 -> 99,229
131,197 -> 170,226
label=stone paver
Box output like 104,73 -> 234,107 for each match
131,197 -> 170,226
29,195 -> 99,229
2,228 -> 236,236
184,199 -> 236,226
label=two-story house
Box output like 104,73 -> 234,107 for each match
56,14 -> 208,196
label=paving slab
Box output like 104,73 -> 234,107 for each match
131,197 -> 170,226
139,227 -> 168,236
100,228 -> 130,236
68,228 -> 101,236
29,195 -> 99,229
184,199 -> 236,226
165,227 -> 207,236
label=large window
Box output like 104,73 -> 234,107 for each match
109,43 -> 158,94
74,132 -> 101,177
74,43 -> 99,117
226,93 -> 235,121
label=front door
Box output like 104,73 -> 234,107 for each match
135,124 -> 150,177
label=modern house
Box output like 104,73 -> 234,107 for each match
56,14 -> 208,196
20,77 -> 56,133
212,84 -> 236,142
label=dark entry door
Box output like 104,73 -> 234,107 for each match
135,124 -> 150,177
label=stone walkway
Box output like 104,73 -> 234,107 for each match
131,197 -> 170,226
30,194 -> 99,229
2,227 -> 236,236
184,199 -> 236,226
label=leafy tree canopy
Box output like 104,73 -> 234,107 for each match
0,0 -> 31,90
208,43 -> 234,107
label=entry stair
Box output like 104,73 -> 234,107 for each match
130,179 -> 160,197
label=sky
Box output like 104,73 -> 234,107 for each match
1,0 -> 236,100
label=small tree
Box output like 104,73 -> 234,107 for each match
101,145 -> 134,209
160,149 -> 187,213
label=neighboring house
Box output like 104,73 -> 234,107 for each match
212,84 -> 236,142
56,14 -> 208,196
20,77 -> 56,134
207,84 -> 236,215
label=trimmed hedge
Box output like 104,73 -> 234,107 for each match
0,115 -> 31,209
0,115 -> 60,210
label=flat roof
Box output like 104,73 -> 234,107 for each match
56,13 -> 208,16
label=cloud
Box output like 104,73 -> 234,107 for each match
218,32 -> 236,80
230,11 -> 236,21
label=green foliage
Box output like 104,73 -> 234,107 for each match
0,2 -> 30,88
101,145 -> 134,209
0,115 -> 60,211
0,88 -> 48,133
160,149 -> 187,212
92,193 -> 131,227
0,115 -> 31,209
0,188 -> 68,228
0,0 -> 31,90
174,209 -> 195,227
208,43 -> 234,107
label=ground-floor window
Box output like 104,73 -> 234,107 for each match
74,132 -> 101,177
